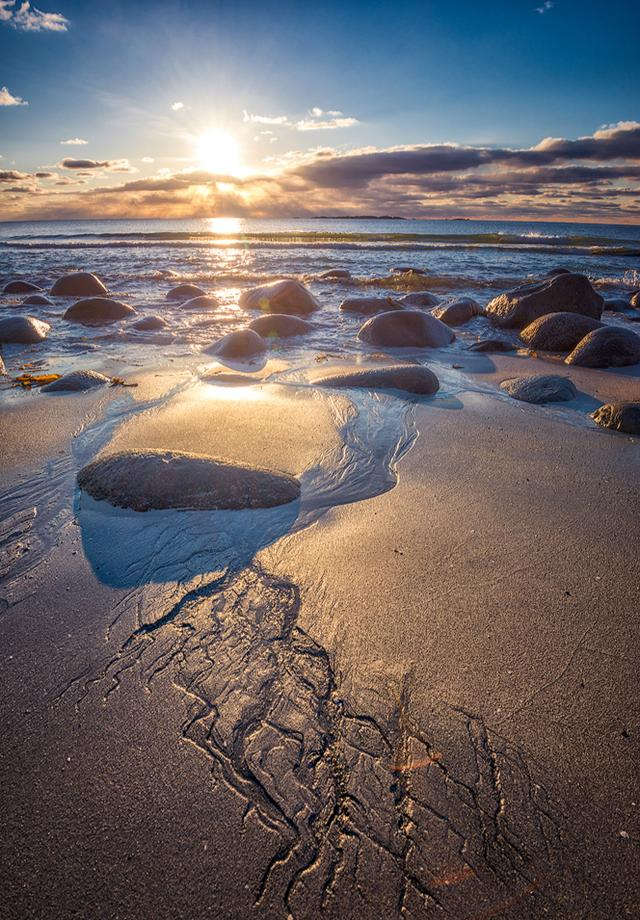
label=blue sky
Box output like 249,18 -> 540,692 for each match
1,0 -> 639,220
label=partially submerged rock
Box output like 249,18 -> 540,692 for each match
565,326 -> 640,368
166,283 -> 206,302
63,297 -> 136,326
77,448 -> 301,511
239,279 -> 319,315
22,294 -> 54,306
358,309 -> 455,348
179,295 -> 219,310
42,370 -> 110,392
520,312 -> 603,352
248,314 -> 311,338
605,297 -> 633,312
392,266 -> 427,275
3,280 -> 42,295
133,315 -> 168,331
398,292 -> 439,309
545,267 -> 571,277
485,273 -> 604,328
467,338 -> 516,353
206,329 -> 266,358
340,296 -> 403,316
318,269 -> 352,280
314,364 -> 439,395
51,272 -> 108,297
500,374 -> 578,404
0,315 -> 50,344
432,298 -> 483,326
591,402 -> 640,435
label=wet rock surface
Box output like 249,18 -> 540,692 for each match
486,273 -> 604,328
132,315 -> 168,331
359,310 -> 455,348
565,326 -> 640,368
591,402 -> 640,435
3,280 -> 42,294
206,329 -> 267,358
519,312 -> 603,352
432,298 -> 483,326
166,283 -> 207,301
500,374 -> 578,404
63,297 -> 137,326
248,314 -> 312,338
467,338 -> 516,353
239,280 -> 319,315
42,370 -> 111,392
399,292 -> 440,309
340,296 -> 403,316
21,294 -> 54,306
0,315 -> 50,343
51,272 -> 108,297
314,364 -> 440,395
179,295 -> 219,311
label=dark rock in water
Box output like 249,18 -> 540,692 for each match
206,329 -> 266,358
314,364 -> 439,395
63,297 -> 136,326
591,402 -> 640,435
485,273 -> 604,328
77,448 -> 301,511
0,315 -> 50,344
340,296 -> 403,316
605,297 -> 632,312
631,291 -> 640,309
3,280 -> 42,294
467,338 -> 516,353
22,294 -> 54,306
392,266 -> 427,275
565,326 -> 640,368
166,283 -> 206,302
432,297 -> 483,326
500,374 -> 577,404
546,268 -> 571,277
399,291 -> 439,309
318,269 -> 352,280
42,370 -> 110,392
520,312 -> 603,352
179,295 -> 219,310
51,272 -> 108,297
358,309 -> 455,348
239,279 -> 319,315
133,315 -> 168,331
248,314 -> 311,338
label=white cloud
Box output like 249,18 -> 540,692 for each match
535,1 -> 553,12
171,101 -> 185,111
295,116 -> 359,131
1,0 -> 69,31
243,110 -> 289,126
242,107 -> 359,132
60,137 -> 88,145
141,156 -> 154,163
0,85 -> 28,106
0,1 -> 13,20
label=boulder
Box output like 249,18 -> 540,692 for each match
631,292 -> 640,309
565,326 -> 640,368
133,315 -> 168,331
0,315 -> 50,344
358,310 -> 455,348
166,283 -> 206,302
485,273 -> 604,328
314,364 -> 439,395
77,448 -> 301,511
22,294 -> 54,306
248,314 -> 311,338
340,296 -> 403,316
591,402 -> 640,435
467,338 -> 516,353
206,329 -> 266,359
432,298 -> 483,326
500,374 -> 577,404
63,297 -> 136,326
605,297 -> 633,312
239,279 -> 319,315
42,370 -> 110,392
318,269 -> 352,280
399,292 -> 439,309
3,280 -> 42,294
392,266 -> 427,275
519,312 -> 603,352
179,295 -> 219,310
51,272 -> 108,297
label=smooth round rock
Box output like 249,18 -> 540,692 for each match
315,364 -> 439,395
206,329 -> 266,358
22,294 -> 54,306
248,314 -> 311,338
340,296 -> 403,316
3,280 -> 42,295
0,315 -> 50,344
520,312 -> 603,352
432,298 -> 483,326
63,297 -> 136,326
591,403 -> 640,435
565,326 -> 640,368
500,374 -> 578,404
166,283 -> 206,302
399,292 -> 439,309
358,310 -> 455,348
239,279 -> 319,315
318,269 -> 352,280
179,295 -> 219,310
42,370 -> 110,392
605,297 -> 633,312
467,338 -> 516,353
486,273 -> 604,328
133,315 -> 168,331
51,273 -> 108,297
77,448 -> 301,511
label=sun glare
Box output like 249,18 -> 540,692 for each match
196,130 -> 241,175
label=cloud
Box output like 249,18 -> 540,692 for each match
0,85 -> 28,106
60,137 -> 88,145
243,107 -> 359,132
34,170 -> 53,177
60,157 -> 136,172
243,110 -> 289,126
171,101 -> 185,111
535,1 -> 553,12
0,0 -> 68,31
295,116 -> 359,131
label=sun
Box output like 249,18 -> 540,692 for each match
196,130 -> 241,175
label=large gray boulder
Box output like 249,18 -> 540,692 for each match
314,364 -> 439,395
340,296 -> 403,316
63,297 -> 136,326
3,280 -> 42,294
520,312 -> 603,352
166,283 -> 206,301
399,292 -> 439,308
248,314 -> 311,338
239,279 -> 319,315
179,295 -> 219,310
0,315 -> 50,344
42,370 -> 110,392
51,272 -> 108,297
77,448 -> 301,511
432,298 -> 483,326
22,294 -> 54,306
206,329 -> 266,358
500,374 -> 577,404
486,273 -> 604,329
565,326 -> 640,368
358,310 -> 454,348
591,403 -> 640,435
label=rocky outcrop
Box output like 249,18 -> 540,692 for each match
340,296 -> 403,316
42,370 -> 110,392
63,297 -> 136,326
3,280 -> 42,294
0,316 -> 50,344
591,402 -> 640,435
520,312 -> 603,351
314,364 -> 439,395
166,283 -> 206,302
51,272 -> 108,297
486,273 -> 604,328
358,309 -> 455,347
248,314 -> 311,338
565,326 -> 640,367
239,280 -> 319,315
432,297 -> 483,326
206,329 -> 267,358
500,374 -> 577,404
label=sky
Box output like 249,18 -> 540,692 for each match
1,0 -> 639,223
